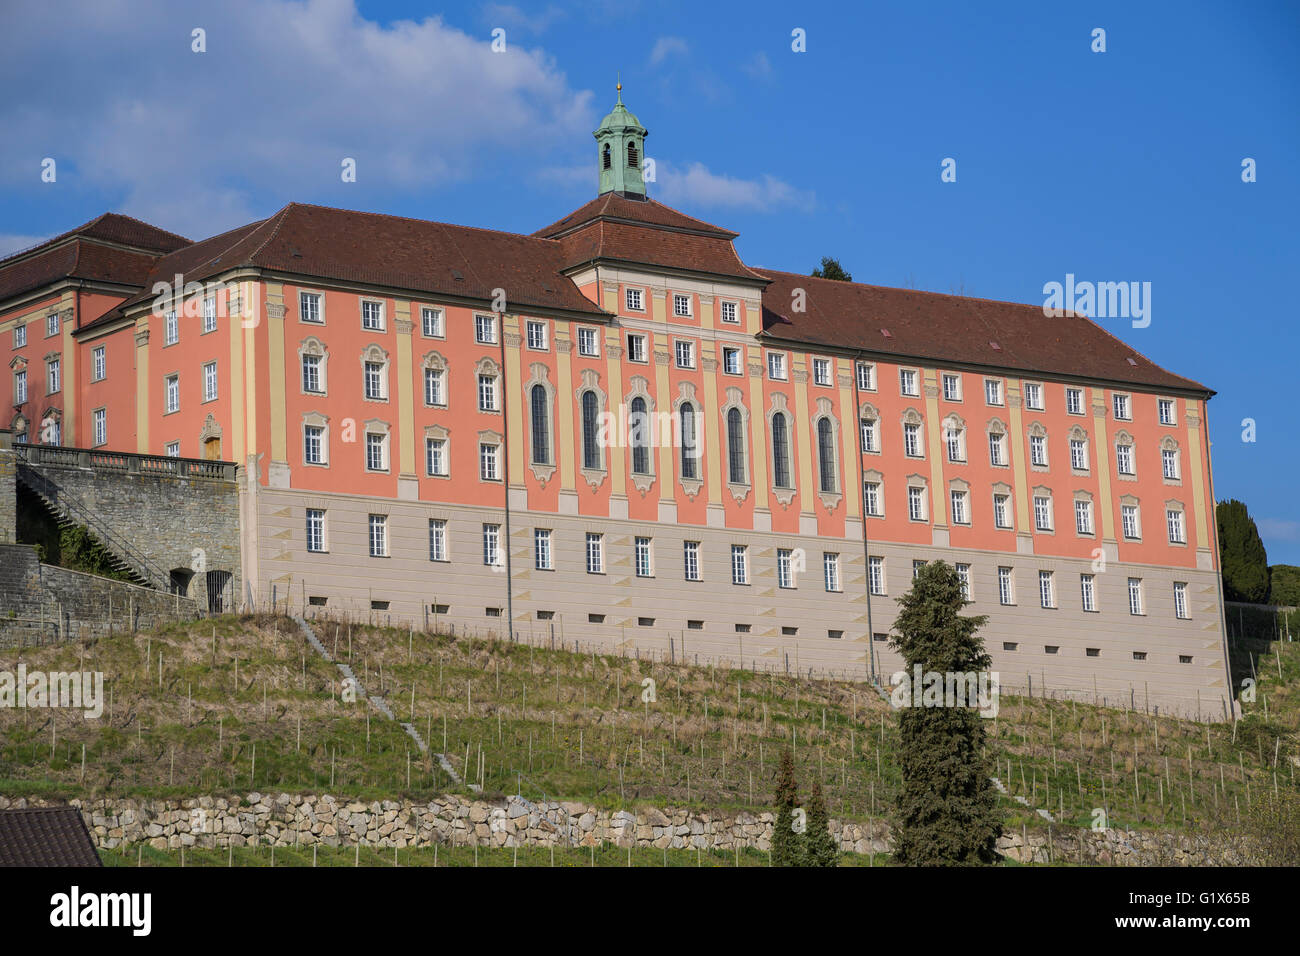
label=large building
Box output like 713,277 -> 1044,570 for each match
0,92 -> 1232,718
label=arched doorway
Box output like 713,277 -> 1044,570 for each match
199,414 -> 224,460
169,568 -> 194,597
206,570 -> 232,613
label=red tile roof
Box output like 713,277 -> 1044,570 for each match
556,220 -> 767,282
0,807 -> 101,867
535,192 -> 738,239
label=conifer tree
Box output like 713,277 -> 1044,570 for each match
771,748 -> 800,866
802,778 -> 838,867
1217,499 -> 1270,603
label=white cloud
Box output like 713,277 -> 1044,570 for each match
0,0 -> 593,237
657,161 -> 814,212
649,36 -> 689,65
1258,518 -> 1300,542
0,235 -> 52,260
481,3 -> 566,35
742,52 -> 772,79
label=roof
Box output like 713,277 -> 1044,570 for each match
534,193 -> 739,239
757,270 -> 1210,395
0,807 -> 102,867
556,219 -> 768,282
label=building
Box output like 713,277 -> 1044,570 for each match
0,90 -> 1231,718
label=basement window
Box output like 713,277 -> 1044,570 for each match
1179,655 -> 1193,664
308,596 -> 328,607
872,632 -> 888,642
1044,645 -> 1059,654
735,623 -> 751,633
371,600 -> 389,611
485,607 -> 502,617
430,603 -> 450,615
1086,648 -> 1100,657
828,630 -> 843,640
588,613 -> 605,624
687,620 -> 704,630
638,617 -> 655,627
1132,651 -> 1147,661
783,626 -> 799,636
536,610 -> 555,620
1003,642 -> 1018,651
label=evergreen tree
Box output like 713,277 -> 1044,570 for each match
811,256 -> 852,281
771,748 -> 800,866
801,778 -> 838,867
1217,500 -> 1270,603
890,561 -> 1002,865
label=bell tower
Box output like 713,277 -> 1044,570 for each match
594,80 -> 648,199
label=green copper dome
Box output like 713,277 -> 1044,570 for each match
596,100 -> 645,133
593,81 -> 649,198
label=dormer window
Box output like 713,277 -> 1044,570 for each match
626,140 -> 639,168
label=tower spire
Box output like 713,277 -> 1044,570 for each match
594,80 -> 647,199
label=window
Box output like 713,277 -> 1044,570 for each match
365,432 -> 387,471
628,396 -> 650,475
863,480 -> 882,516
421,307 -> 443,337
1075,499 -> 1094,535
581,391 -> 601,471
626,334 -> 646,363
731,545 -> 749,585
720,301 -> 739,324
956,563 -> 971,601
531,385 -> 552,465
1039,571 -> 1055,608
424,367 -> 445,406
1033,494 -> 1053,531
908,486 -> 926,521
586,533 -> 604,574
988,430 -> 1007,466
300,292 -> 323,324
1024,382 -> 1044,410
14,324 -> 26,348
15,367 -> 29,404
942,373 -> 961,401
534,529 -> 553,570
903,422 -> 922,458
306,509 -> 326,553
1080,574 -> 1096,612
1070,438 -> 1088,471
47,358 -> 60,394
364,361 -> 385,400
946,426 -> 965,462
856,362 -> 875,391
304,425 -> 325,465
912,560 -> 926,580
162,310 -> 178,345
1113,393 -> 1131,420
1133,651 -> 1147,661
475,314 -> 497,344
368,514 -> 388,557
680,404 -> 698,480
1167,508 -> 1185,544
1159,399 -> 1176,425
950,489 -> 969,524
1066,387 -> 1084,415
635,536 -> 653,577
777,548 -> 794,589
478,374 -> 498,412
92,408 -> 106,446
726,407 -> 746,484
429,520 -> 447,561
772,413 -> 792,488
816,418 -> 837,493
165,442 -> 180,457
899,368 -> 918,396
1174,581 -> 1189,619
767,352 -> 787,381
46,312 -> 59,337
479,442 -> 500,481
203,361 -> 218,402
985,379 -> 1003,406
868,556 -> 885,595
361,300 -> 384,331
303,354 -> 323,394
1029,434 -> 1047,467
722,347 -> 742,375
92,346 -> 105,382
578,327 -> 599,357
813,358 -> 832,386
483,524 -> 501,567
625,288 -> 644,312
425,437 -> 447,476
674,340 -> 695,369
1162,448 -> 1181,480
526,320 -> 548,351
202,296 -> 217,333
861,417 -> 879,452
683,540 -> 701,581
993,493 -> 1012,529
673,293 -> 692,318
1121,504 -> 1141,539
1128,577 -> 1144,615
824,553 -> 841,592
165,373 -> 179,413
998,567 -> 1014,605
1115,441 -> 1135,476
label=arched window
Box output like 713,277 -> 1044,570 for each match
630,396 -> 650,475
680,403 -> 698,480
530,383 -> 550,465
581,390 -> 600,470
602,143 -> 611,170
727,407 -> 745,484
626,140 -> 639,169
817,418 -> 836,493
772,412 -> 792,488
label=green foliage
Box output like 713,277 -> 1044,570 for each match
811,256 -> 851,281
58,524 -> 131,581
771,748 -> 800,866
1269,565 -> 1300,608
890,561 -> 1001,865
801,778 -> 838,867
1217,500 -> 1269,603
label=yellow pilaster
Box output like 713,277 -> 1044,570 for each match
265,282 -> 287,463
394,301 -> 416,478
923,370 -> 946,527
59,292 -> 75,442
1090,388 -> 1116,541
134,319 -> 150,453
242,281 -> 259,462
229,290 -> 246,464
1007,383 -> 1031,531
1185,398 -> 1211,553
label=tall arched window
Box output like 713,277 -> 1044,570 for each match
626,140 -> 639,168
680,403 -> 698,479
630,396 -> 650,475
581,390 -> 600,470
727,407 -> 745,484
530,384 -> 550,464
772,412 -> 791,488
817,417 -> 836,493
602,143 -> 611,170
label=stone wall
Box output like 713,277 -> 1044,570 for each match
0,792 -> 1246,865
0,432 -> 15,545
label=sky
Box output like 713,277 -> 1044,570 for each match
1,0 -> 1297,560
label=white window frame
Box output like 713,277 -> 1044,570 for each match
1075,499 -> 1094,535
475,314 -> 498,344
942,373 -> 961,402
1113,393 -> 1131,421
361,299 -> 385,331
823,552 -> 841,593
777,548 -> 794,589
203,361 -> 218,402
306,508 -> 326,553
1080,573 -> 1096,612
635,536 -> 653,578
993,493 -> 1012,529
625,288 -> 644,312
586,532 -> 604,574
731,544 -> 749,585
985,379 -> 1003,406
479,442 -> 500,481
92,346 -> 106,382
1167,508 -> 1186,544
368,514 -> 388,557
683,540 -> 701,581
1033,494 -> 1053,532
813,358 -> 832,387
526,320 -> 548,351
899,368 -> 919,397
674,339 -> 695,369
868,556 -> 885,596
300,291 -> 324,324
1038,570 -> 1055,609
429,519 -> 448,562
720,300 -> 739,324
1066,387 -> 1084,415
1128,577 -> 1144,616
425,436 -> 447,476
483,523 -> 502,568
1159,399 -> 1176,426
92,408 -> 106,446
626,333 -> 647,363
1174,581 -> 1189,619
577,326 -> 600,357
304,424 -> 326,465
767,352 -> 787,381
534,528 -> 553,570
908,485 -> 926,521
672,293 -> 693,318
365,431 -> 388,472
998,567 -> 1014,605
165,373 -> 179,414
1024,382 -> 1044,410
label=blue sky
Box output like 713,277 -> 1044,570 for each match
2,0 -> 1297,560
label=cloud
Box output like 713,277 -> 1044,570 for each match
741,52 -> 772,79
1258,518 -> 1300,542
656,161 -> 814,212
0,235 -> 52,259
0,0 -> 593,238
481,3 -> 566,35
649,36 -> 689,65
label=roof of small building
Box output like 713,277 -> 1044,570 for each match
0,807 -> 102,867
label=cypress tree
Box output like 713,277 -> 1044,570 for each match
771,748 -> 800,866
1217,499 -> 1270,603
802,778 -> 838,867
890,561 -> 1002,865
